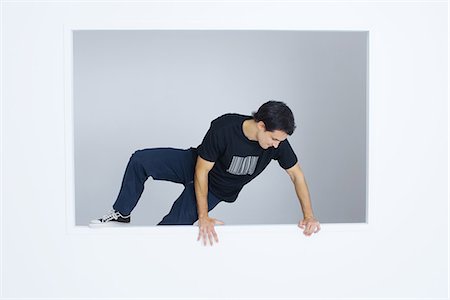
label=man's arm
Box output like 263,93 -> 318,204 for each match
194,156 -> 215,219
194,156 -> 224,246
286,163 -> 314,218
285,163 -> 321,236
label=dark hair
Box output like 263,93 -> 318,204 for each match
251,100 -> 296,135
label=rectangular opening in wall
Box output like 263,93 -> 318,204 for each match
69,30 -> 368,227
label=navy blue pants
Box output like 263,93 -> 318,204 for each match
112,147 -> 222,225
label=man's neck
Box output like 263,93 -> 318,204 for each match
243,119 -> 258,142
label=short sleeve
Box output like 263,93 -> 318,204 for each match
274,139 -> 298,169
197,123 -> 225,162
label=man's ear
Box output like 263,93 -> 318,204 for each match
257,121 -> 266,131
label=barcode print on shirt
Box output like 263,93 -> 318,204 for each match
227,156 -> 259,175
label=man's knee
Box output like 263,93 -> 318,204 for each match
130,149 -> 146,164
157,216 -> 196,225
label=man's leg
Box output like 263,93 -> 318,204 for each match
157,182 -> 222,225
112,147 -> 197,216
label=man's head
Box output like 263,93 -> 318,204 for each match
251,100 -> 296,149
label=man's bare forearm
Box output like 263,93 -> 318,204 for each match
194,170 -> 209,219
292,175 -> 314,218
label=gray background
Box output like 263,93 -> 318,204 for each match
73,30 -> 367,226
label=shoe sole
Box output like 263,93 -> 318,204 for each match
89,222 -> 131,228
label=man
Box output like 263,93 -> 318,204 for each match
90,101 -> 321,245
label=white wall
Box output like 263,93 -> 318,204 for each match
1,1 -> 448,299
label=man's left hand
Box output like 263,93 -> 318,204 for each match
298,216 -> 320,236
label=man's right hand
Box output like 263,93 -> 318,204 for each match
197,216 -> 224,246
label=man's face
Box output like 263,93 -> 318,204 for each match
256,121 -> 288,149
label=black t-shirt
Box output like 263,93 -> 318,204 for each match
195,113 -> 298,202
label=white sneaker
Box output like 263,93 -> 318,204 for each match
89,209 -> 131,228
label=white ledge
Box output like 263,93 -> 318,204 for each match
66,223 -> 371,235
